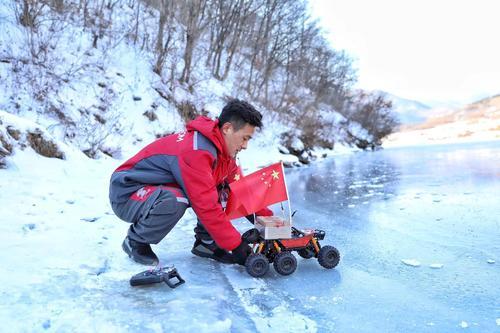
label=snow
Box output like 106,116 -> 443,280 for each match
384,120 -> 499,148
0,0 -> 367,166
1,129 -> 500,331
291,137 -> 305,151
384,96 -> 500,148
0,111 -> 309,331
0,110 -> 86,161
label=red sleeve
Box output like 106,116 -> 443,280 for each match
178,150 -> 241,251
227,162 -> 242,183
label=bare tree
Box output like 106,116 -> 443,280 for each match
345,91 -> 399,142
132,0 -> 141,44
17,0 -> 46,29
245,0 -> 278,96
153,0 -> 176,75
206,0 -> 256,80
179,0 -> 208,84
5,0 -> 396,155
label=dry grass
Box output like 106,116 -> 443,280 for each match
458,131 -> 473,138
0,132 -> 13,155
411,114 -> 455,130
26,130 -> 65,159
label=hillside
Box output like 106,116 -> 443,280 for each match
0,0 -> 400,167
376,91 -> 431,124
384,94 -> 500,146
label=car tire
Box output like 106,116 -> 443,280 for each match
318,245 -> 340,269
245,254 -> 270,277
273,251 -> 297,275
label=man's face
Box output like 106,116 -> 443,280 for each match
221,122 -> 256,158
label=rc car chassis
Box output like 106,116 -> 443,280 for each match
242,226 -> 340,277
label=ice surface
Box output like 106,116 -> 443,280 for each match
1,141 -> 499,332
401,259 -> 421,267
284,141 -> 500,332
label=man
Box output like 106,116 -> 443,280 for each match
109,99 -> 272,266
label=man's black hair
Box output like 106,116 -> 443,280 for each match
218,99 -> 263,130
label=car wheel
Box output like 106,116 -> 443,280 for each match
273,251 -> 297,275
245,254 -> 270,277
318,245 -> 340,269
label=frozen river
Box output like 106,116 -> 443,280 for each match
283,140 -> 500,332
2,141 -> 499,332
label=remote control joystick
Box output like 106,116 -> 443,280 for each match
130,266 -> 185,288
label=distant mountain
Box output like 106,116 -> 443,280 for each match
414,94 -> 500,128
376,91 -> 432,124
384,94 -> 500,146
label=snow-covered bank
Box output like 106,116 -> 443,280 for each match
383,95 -> 500,148
0,0 -> 383,167
383,123 -> 499,148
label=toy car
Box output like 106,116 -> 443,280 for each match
242,224 -> 340,277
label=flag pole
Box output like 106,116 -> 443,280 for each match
280,161 -> 293,226
280,202 -> 286,222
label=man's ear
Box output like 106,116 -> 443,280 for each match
221,122 -> 233,135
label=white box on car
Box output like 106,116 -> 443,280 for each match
255,216 -> 292,239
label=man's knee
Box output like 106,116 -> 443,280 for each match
132,192 -> 188,244
147,192 -> 187,219
111,201 -> 133,223
118,186 -> 189,243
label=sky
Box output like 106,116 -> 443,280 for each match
309,0 -> 500,106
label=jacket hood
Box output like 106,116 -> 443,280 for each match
186,116 -> 230,158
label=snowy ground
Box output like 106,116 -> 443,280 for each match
384,121 -> 499,148
384,96 -> 500,148
1,140 -> 499,332
0,138 -> 334,333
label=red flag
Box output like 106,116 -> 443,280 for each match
225,162 -> 288,219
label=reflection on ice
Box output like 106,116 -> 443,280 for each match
282,141 -> 500,332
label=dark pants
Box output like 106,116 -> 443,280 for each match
112,185 -> 255,245
111,186 -> 188,244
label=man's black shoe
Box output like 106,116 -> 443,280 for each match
191,238 -> 235,264
122,236 -> 159,265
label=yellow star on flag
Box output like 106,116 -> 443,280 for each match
271,170 -> 280,180
233,174 -> 241,181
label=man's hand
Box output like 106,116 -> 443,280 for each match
232,240 -> 252,265
242,228 -> 261,244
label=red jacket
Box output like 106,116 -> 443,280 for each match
109,116 -> 271,250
